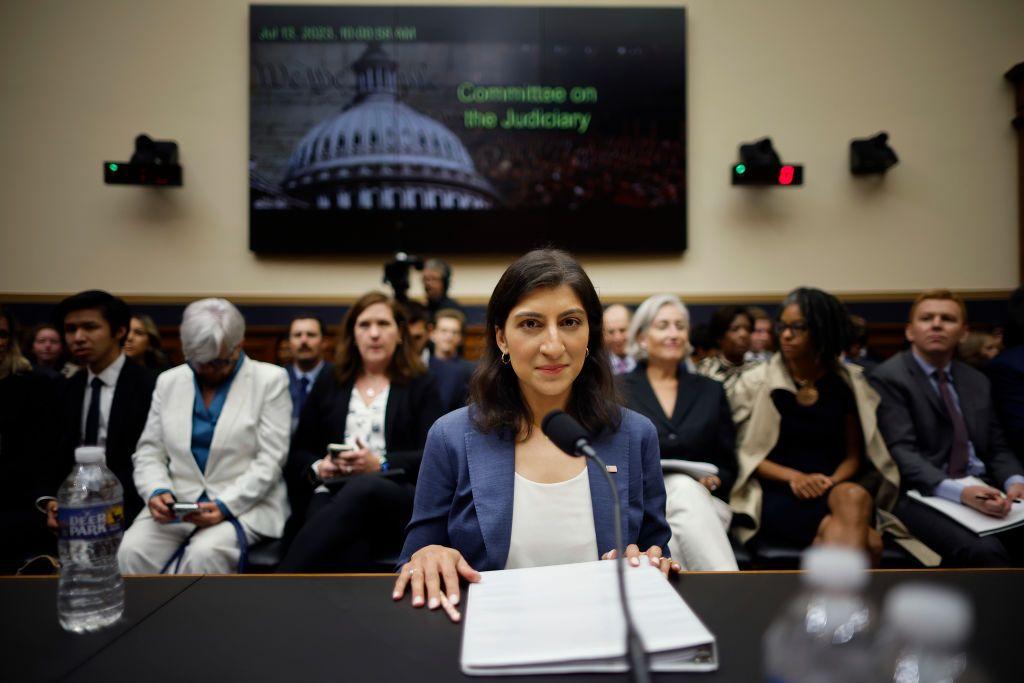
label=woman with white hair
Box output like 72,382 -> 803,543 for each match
118,298 -> 292,574
618,294 -> 740,570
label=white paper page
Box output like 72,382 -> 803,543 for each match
660,460 -> 719,478
908,477 -> 1024,536
461,559 -> 714,673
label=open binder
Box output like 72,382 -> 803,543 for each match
460,560 -> 718,675
661,459 -> 720,480
908,477 -> 1024,537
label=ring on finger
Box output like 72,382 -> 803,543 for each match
408,567 -> 417,575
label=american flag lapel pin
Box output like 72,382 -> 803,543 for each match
606,465 -> 618,473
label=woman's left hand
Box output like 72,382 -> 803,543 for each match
337,438 -> 382,475
602,544 -> 681,577
185,502 -> 225,528
698,475 -> 722,493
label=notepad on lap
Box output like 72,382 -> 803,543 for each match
661,459 -> 719,479
460,559 -> 717,675
907,477 -> 1024,537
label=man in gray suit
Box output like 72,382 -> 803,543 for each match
871,290 -> 1024,566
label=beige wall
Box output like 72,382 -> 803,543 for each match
1,0 -> 1022,303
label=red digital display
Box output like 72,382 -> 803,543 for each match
778,165 -> 795,185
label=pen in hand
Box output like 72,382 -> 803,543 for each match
973,494 -> 1023,503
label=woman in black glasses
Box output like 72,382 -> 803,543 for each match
728,288 -> 900,561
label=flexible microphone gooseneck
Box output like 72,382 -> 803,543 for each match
541,410 -> 650,683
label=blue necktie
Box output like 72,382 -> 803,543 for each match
298,376 -> 310,411
84,377 -> 103,445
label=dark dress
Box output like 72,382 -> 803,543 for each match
619,362 -> 737,501
756,371 -> 859,548
0,370 -> 62,572
279,369 -> 442,571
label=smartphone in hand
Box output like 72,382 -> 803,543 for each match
327,443 -> 355,461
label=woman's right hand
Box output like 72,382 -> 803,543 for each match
316,455 -> 342,481
789,472 -> 833,499
392,545 -> 482,623
149,492 -> 176,524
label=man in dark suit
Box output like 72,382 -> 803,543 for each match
284,313 -> 332,433
870,289 -> 1024,566
986,285 -> 1024,457
426,308 -> 475,413
41,291 -> 155,526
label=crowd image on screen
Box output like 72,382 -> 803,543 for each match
4,273 -> 1024,577
474,134 -> 684,211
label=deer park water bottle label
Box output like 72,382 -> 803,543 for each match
59,503 -> 124,540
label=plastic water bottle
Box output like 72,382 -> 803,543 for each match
57,446 -> 125,633
878,583 -> 985,683
763,546 -> 876,683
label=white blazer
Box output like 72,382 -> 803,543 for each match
132,357 -> 293,538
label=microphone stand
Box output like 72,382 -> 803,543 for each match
577,441 -> 650,683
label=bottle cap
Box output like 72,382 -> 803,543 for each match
800,545 -> 869,590
74,446 -> 106,464
883,583 -> 973,646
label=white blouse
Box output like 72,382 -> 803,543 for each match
344,384 -> 389,456
504,467 -> 598,570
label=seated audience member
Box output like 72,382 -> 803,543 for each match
730,288 -> 898,559
422,258 -> 461,317
123,314 -> 169,373
405,300 -> 431,365
279,292 -> 442,572
843,314 -> 878,374
745,306 -> 774,363
118,299 -> 291,574
958,331 -> 1000,370
697,305 -> 761,393
602,304 -> 636,375
48,291 -> 155,524
870,289 -> 1024,567
688,323 -> 714,367
394,250 -> 675,621
620,295 -> 739,570
24,323 -> 77,379
427,308 -> 475,413
285,313 -> 332,433
987,286 -> 1024,457
0,306 -> 61,573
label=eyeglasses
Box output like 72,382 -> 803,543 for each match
191,355 -> 235,371
774,321 -> 809,336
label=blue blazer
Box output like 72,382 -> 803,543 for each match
399,406 -> 671,570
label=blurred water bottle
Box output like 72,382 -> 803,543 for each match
763,546 -> 875,683
879,583 -> 985,683
57,446 -> 125,633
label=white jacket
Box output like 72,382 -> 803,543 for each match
131,358 -> 292,538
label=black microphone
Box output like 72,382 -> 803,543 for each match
540,410 -> 597,458
541,410 -> 649,683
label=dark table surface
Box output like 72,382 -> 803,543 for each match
3,570 -> 1019,682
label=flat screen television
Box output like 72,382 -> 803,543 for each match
249,5 -> 686,254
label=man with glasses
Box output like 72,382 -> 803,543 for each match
118,298 -> 292,574
871,289 -> 1024,567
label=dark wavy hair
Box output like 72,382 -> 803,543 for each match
779,287 -> 852,368
131,315 -> 169,371
708,305 -> 753,347
469,249 -> 620,439
333,291 -> 425,385
53,290 -> 130,345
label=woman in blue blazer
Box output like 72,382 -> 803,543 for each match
393,249 -> 674,622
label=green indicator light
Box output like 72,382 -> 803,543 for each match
736,164 -> 746,174
108,163 -> 119,172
